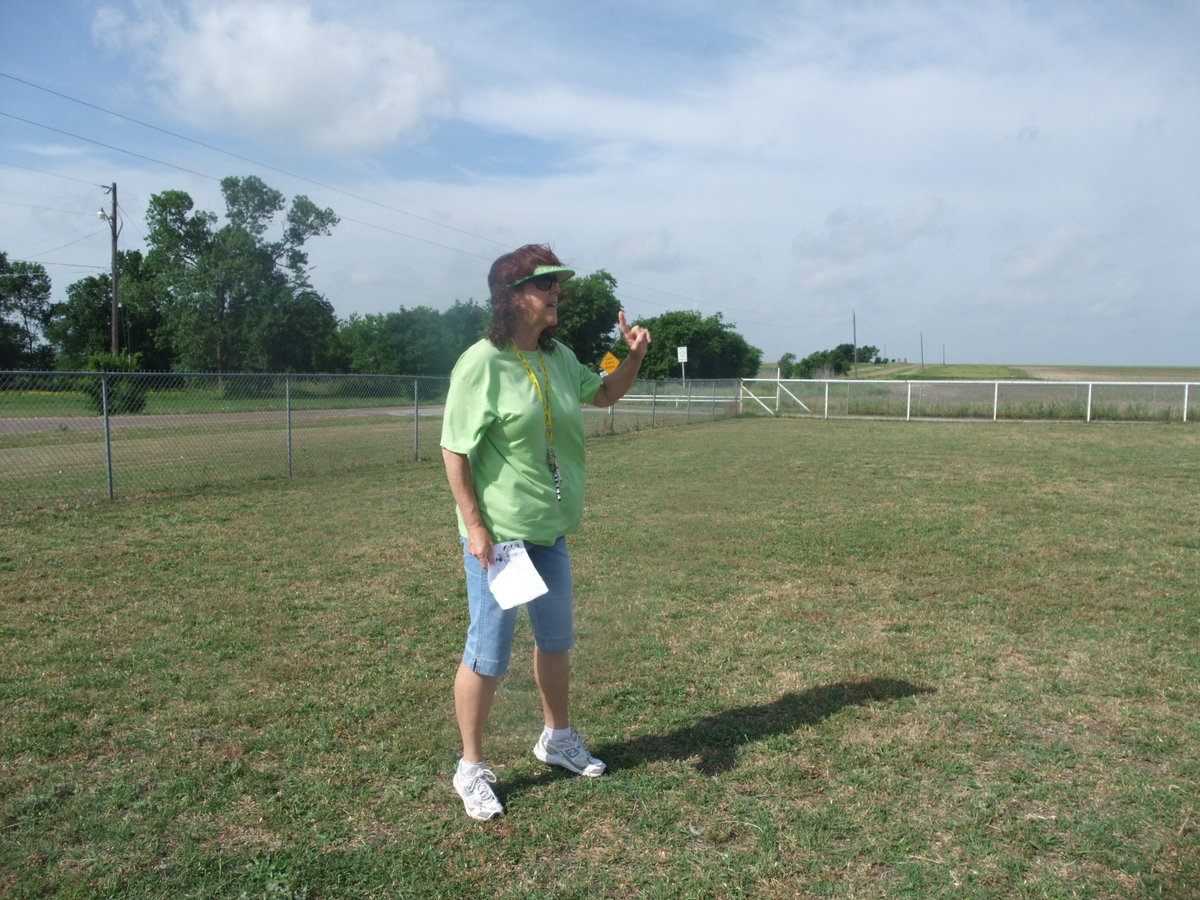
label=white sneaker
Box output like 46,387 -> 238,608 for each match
453,762 -> 503,820
534,729 -> 606,777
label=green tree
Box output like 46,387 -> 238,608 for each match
338,307 -> 454,375
0,252 -> 54,368
389,305 -> 455,375
556,270 -> 622,365
779,342 -> 891,378
145,176 -> 338,373
777,352 -> 797,379
631,310 -> 761,380
80,351 -> 149,414
48,268 -> 113,367
336,300 -> 490,376
48,250 -> 170,370
714,328 -> 761,380
441,299 -> 490,358
240,288 -> 341,373
336,313 -> 387,373
793,348 -> 851,378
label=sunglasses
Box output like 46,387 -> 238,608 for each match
516,274 -> 560,292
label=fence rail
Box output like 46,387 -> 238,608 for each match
0,371 -> 737,511
740,378 -> 1198,424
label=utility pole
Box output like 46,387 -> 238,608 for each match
100,183 -> 120,354
852,311 -> 858,378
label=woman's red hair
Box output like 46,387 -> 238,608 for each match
486,244 -> 563,352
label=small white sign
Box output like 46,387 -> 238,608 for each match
677,346 -> 688,363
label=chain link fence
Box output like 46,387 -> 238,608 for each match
10,371 -> 1193,512
1,371 -> 740,511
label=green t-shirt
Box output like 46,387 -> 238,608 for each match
441,338 -> 605,545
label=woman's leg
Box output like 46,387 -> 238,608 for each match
455,662 -> 499,763
525,538 -> 575,730
534,648 -> 570,730
456,537 -> 516,763
525,541 -> 605,776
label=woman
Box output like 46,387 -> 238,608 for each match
440,244 -> 651,820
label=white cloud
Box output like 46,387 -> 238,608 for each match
606,231 -> 686,274
794,200 -> 951,263
5,0 -> 1196,366
94,1 -> 455,154
992,227 -> 1105,285
788,198 -> 952,296
17,143 -> 91,159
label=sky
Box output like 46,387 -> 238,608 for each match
2,0 -> 1198,367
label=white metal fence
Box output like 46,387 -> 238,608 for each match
0,372 -> 738,511
739,378 -> 1198,424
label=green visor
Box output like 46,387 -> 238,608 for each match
510,265 -> 575,288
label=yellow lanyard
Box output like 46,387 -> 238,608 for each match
510,340 -> 562,501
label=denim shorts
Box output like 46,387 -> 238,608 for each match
461,536 -> 575,677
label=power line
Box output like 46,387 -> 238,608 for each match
0,159 -> 104,187
1,72 -> 759,323
115,201 -> 148,243
1,111 -> 219,181
338,215 -> 492,263
1,106 -> 497,264
8,259 -> 105,271
1,71 -> 508,251
25,229 -> 109,258
0,199 -> 96,217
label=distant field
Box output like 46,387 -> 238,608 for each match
1019,364 -> 1200,382
858,363 -> 1200,382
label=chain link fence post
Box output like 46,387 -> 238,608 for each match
102,374 -> 114,500
286,375 -> 293,478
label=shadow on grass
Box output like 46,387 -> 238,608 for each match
502,678 -> 933,799
600,677 -> 935,776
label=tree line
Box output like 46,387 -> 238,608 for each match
2,175 -> 764,380
776,344 -> 888,379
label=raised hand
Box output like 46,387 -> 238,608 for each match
618,310 -> 652,358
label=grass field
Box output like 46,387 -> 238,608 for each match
2,418 -> 1198,898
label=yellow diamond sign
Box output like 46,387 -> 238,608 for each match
600,352 -> 620,374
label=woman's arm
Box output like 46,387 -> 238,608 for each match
442,447 -> 495,568
593,311 -> 652,408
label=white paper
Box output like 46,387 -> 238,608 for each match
487,540 -> 549,609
